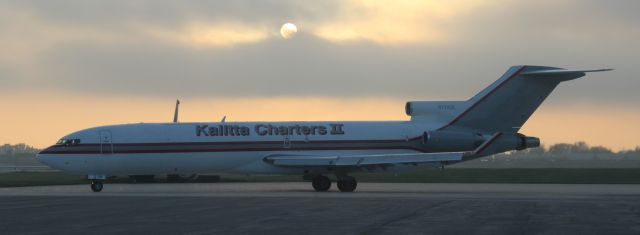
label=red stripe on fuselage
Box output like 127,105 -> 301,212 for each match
40,146 -> 427,154
62,136 -> 423,147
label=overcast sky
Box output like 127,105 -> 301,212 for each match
1,0 -> 638,149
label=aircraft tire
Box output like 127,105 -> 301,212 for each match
90,181 -> 103,192
312,175 -> 331,192
337,177 -> 357,192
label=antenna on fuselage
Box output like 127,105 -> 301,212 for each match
173,99 -> 180,123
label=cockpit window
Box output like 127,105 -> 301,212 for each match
57,138 -> 81,146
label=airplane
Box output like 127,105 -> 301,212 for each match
36,65 -> 611,192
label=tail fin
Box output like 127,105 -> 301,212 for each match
412,65 -> 611,133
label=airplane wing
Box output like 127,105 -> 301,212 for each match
264,152 -> 464,167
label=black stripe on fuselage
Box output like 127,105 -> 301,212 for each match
39,137 -> 427,155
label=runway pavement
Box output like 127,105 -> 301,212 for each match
1,183 -> 640,234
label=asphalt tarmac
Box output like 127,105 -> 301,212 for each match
1,183 -> 640,234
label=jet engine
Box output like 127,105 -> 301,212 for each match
421,131 -> 540,153
421,131 -> 486,152
515,133 -> 541,150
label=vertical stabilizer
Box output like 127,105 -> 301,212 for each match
413,65 -> 611,133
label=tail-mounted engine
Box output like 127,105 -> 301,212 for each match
421,131 -> 540,154
421,131 -> 485,152
515,133 -> 541,151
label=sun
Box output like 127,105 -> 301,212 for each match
280,23 -> 297,39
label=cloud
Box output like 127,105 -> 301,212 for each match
145,22 -> 272,47
310,0 -> 490,44
0,0 -> 638,104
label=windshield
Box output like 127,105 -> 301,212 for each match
56,138 -> 81,146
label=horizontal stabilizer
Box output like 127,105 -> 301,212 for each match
522,68 -> 613,81
522,68 -> 613,76
264,152 -> 464,167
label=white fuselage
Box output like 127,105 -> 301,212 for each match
37,121 -> 444,177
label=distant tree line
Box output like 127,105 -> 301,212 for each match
0,144 -> 40,156
494,141 -> 640,164
516,141 -> 640,156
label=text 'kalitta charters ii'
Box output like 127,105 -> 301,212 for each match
196,124 -> 345,137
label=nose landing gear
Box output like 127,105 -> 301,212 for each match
90,180 -> 103,192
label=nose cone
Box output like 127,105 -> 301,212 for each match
36,146 -> 58,168
36,151 -> 48,165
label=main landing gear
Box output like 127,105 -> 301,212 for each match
311,175 -> 358,192
312,175 -> 331,192
337,176 -> 357,192
90,180 -> 103,192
